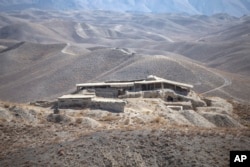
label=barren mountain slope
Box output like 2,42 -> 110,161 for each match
0,22 -> 66,43
0,42 -> 65,75
0,46 -> 135,102
0,8 -> 250,167
154,41 -> 250,76
0,44 -> 225,103
144,17 -> 250,76
0,11 -> 249,102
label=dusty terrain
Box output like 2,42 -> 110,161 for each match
0,9 -> 250,167
0,98 -> 249,167
0,10 -> 250,103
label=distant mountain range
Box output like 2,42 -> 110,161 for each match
1,0 -> 250,17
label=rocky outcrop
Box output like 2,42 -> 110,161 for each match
47,113 -> 72,123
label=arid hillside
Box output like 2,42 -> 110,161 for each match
0,10 -> 250,103
0,6 -> 250,167
0,98 -> 249,166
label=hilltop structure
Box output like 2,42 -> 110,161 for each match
58,75 -> 206,112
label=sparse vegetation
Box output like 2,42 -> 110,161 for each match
150,116 -> 165,124
75,117 -> 83,124
99,113 -> 120,121
3,104 -> 9,108
0,98 -> 249,166
0,10 -> 250,103
0,6 -> 250,167
230,101 -> 250,128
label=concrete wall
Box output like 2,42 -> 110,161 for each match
58,98 -> 91,108
91,99 -> 126,113
95,88 -> 118,98
143,90 -> 164,98
165,101 -> 193,110
119,91 -> 142,98
58,98 -> 126,113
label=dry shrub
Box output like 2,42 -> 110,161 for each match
0,118 -> 7,123
133,117 -> 145,124
111,135 -> 119,140
100,115 -> 120,121
53,137 -> 61,143
118,124 -> 135,131
151,128 -> 157,133
11,119 -> 16,123
3,104 -> 10,108
151,116 -> 165,124
123,126 -> 135,131
124,118 -> 130,125
75,118 -> 83,124
75,112 -> 85,117
230,101 -> 250,128
39,119 -> 47,124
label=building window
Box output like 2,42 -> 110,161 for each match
167,96 -> 174,102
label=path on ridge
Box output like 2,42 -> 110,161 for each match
61,43 -> 76,56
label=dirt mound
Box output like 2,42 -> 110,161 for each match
124,98 -> 240,128
0,107 -> 12,122
0,100 -> 249,167
179,110 -> 216,128
201,112 -> 242,127
75,117 -> 102,128
0,105 -> 39,124
47,113 -> 72,124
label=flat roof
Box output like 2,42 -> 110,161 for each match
76,82 -> 134,88
109,82 -> 134,87
134,79 -> 193,89
76,76 -> 193,89
76,82 -> 108,87
58,94 -> 95,99
92,98 -> 125,103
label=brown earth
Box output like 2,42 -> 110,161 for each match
0,11 -> 250,102
0,10 -> 250,167
0,99 -> 249,167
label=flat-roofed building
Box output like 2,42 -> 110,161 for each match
76,75 -> 193,98
58,75 -> 198,111
58,94 -> 95,108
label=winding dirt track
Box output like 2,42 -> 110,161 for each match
199,67 -> 247,102
61,43 -> 76,56
165,56 -> 247,102
200,71 -> 232,95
